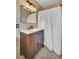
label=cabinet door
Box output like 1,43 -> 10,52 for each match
35,32 -> 41,49
23,34 -> 28,58
28,34 -> 36,59
20,32 -> 24,55
20,32 -> 28,58
39,31 -> 44,47
34,31 -> 44,52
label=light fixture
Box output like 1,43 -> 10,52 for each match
22,0 -> 37,12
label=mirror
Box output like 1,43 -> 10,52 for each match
20,5 -> 37,24
20,5 -> 38,29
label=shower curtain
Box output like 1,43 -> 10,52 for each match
52,6 -> 62,55
38,9 -> 53,51
38,6 -> 62,55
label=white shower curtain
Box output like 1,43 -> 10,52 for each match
38,9 -> 53,51
44,9 -> 53,51
38,6 -> 62,55
51,6 -> 62,55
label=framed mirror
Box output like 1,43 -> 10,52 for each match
20,5 -> 37,24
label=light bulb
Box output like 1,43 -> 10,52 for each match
30,5 -> 33,8
29,5 -> 33,10
23,6 -> 28,9
33,7 -> 37,12
25,2 -> 29,8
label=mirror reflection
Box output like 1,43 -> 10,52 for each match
20,5 -> 37,30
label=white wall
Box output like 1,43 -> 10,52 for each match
16,0 -> 37,39
16,0 -> 26,39
16,0 -> 20,39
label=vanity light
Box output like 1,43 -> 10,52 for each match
28,8 -> 31,11
23,6 -> 27,9
30,5 -> 34,9
33,7 -> 36,11
22,1 -> 37,12
30,5 -> 36,12
25,2 -> 30,8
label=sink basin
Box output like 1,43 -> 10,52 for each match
20,28 -> 43,34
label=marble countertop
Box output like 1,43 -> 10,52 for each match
20,28 -> 43,34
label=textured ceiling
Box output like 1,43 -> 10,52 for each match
28,0 -> 44,11
36,0 -> 62,8
19,0 -> 62,11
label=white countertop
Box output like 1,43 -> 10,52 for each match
20,28 -> 43,34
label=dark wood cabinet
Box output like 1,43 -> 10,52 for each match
20,30 -> 44,59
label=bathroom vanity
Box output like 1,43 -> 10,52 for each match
20,29 -> 44,59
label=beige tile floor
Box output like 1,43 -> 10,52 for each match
16,38 -> 62,59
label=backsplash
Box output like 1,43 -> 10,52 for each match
20,23 -> 37,30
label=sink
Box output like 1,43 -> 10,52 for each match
20,28 -> 43,34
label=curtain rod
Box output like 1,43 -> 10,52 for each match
38,2 -> 62,12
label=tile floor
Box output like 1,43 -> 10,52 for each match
16,38 -> 62,59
